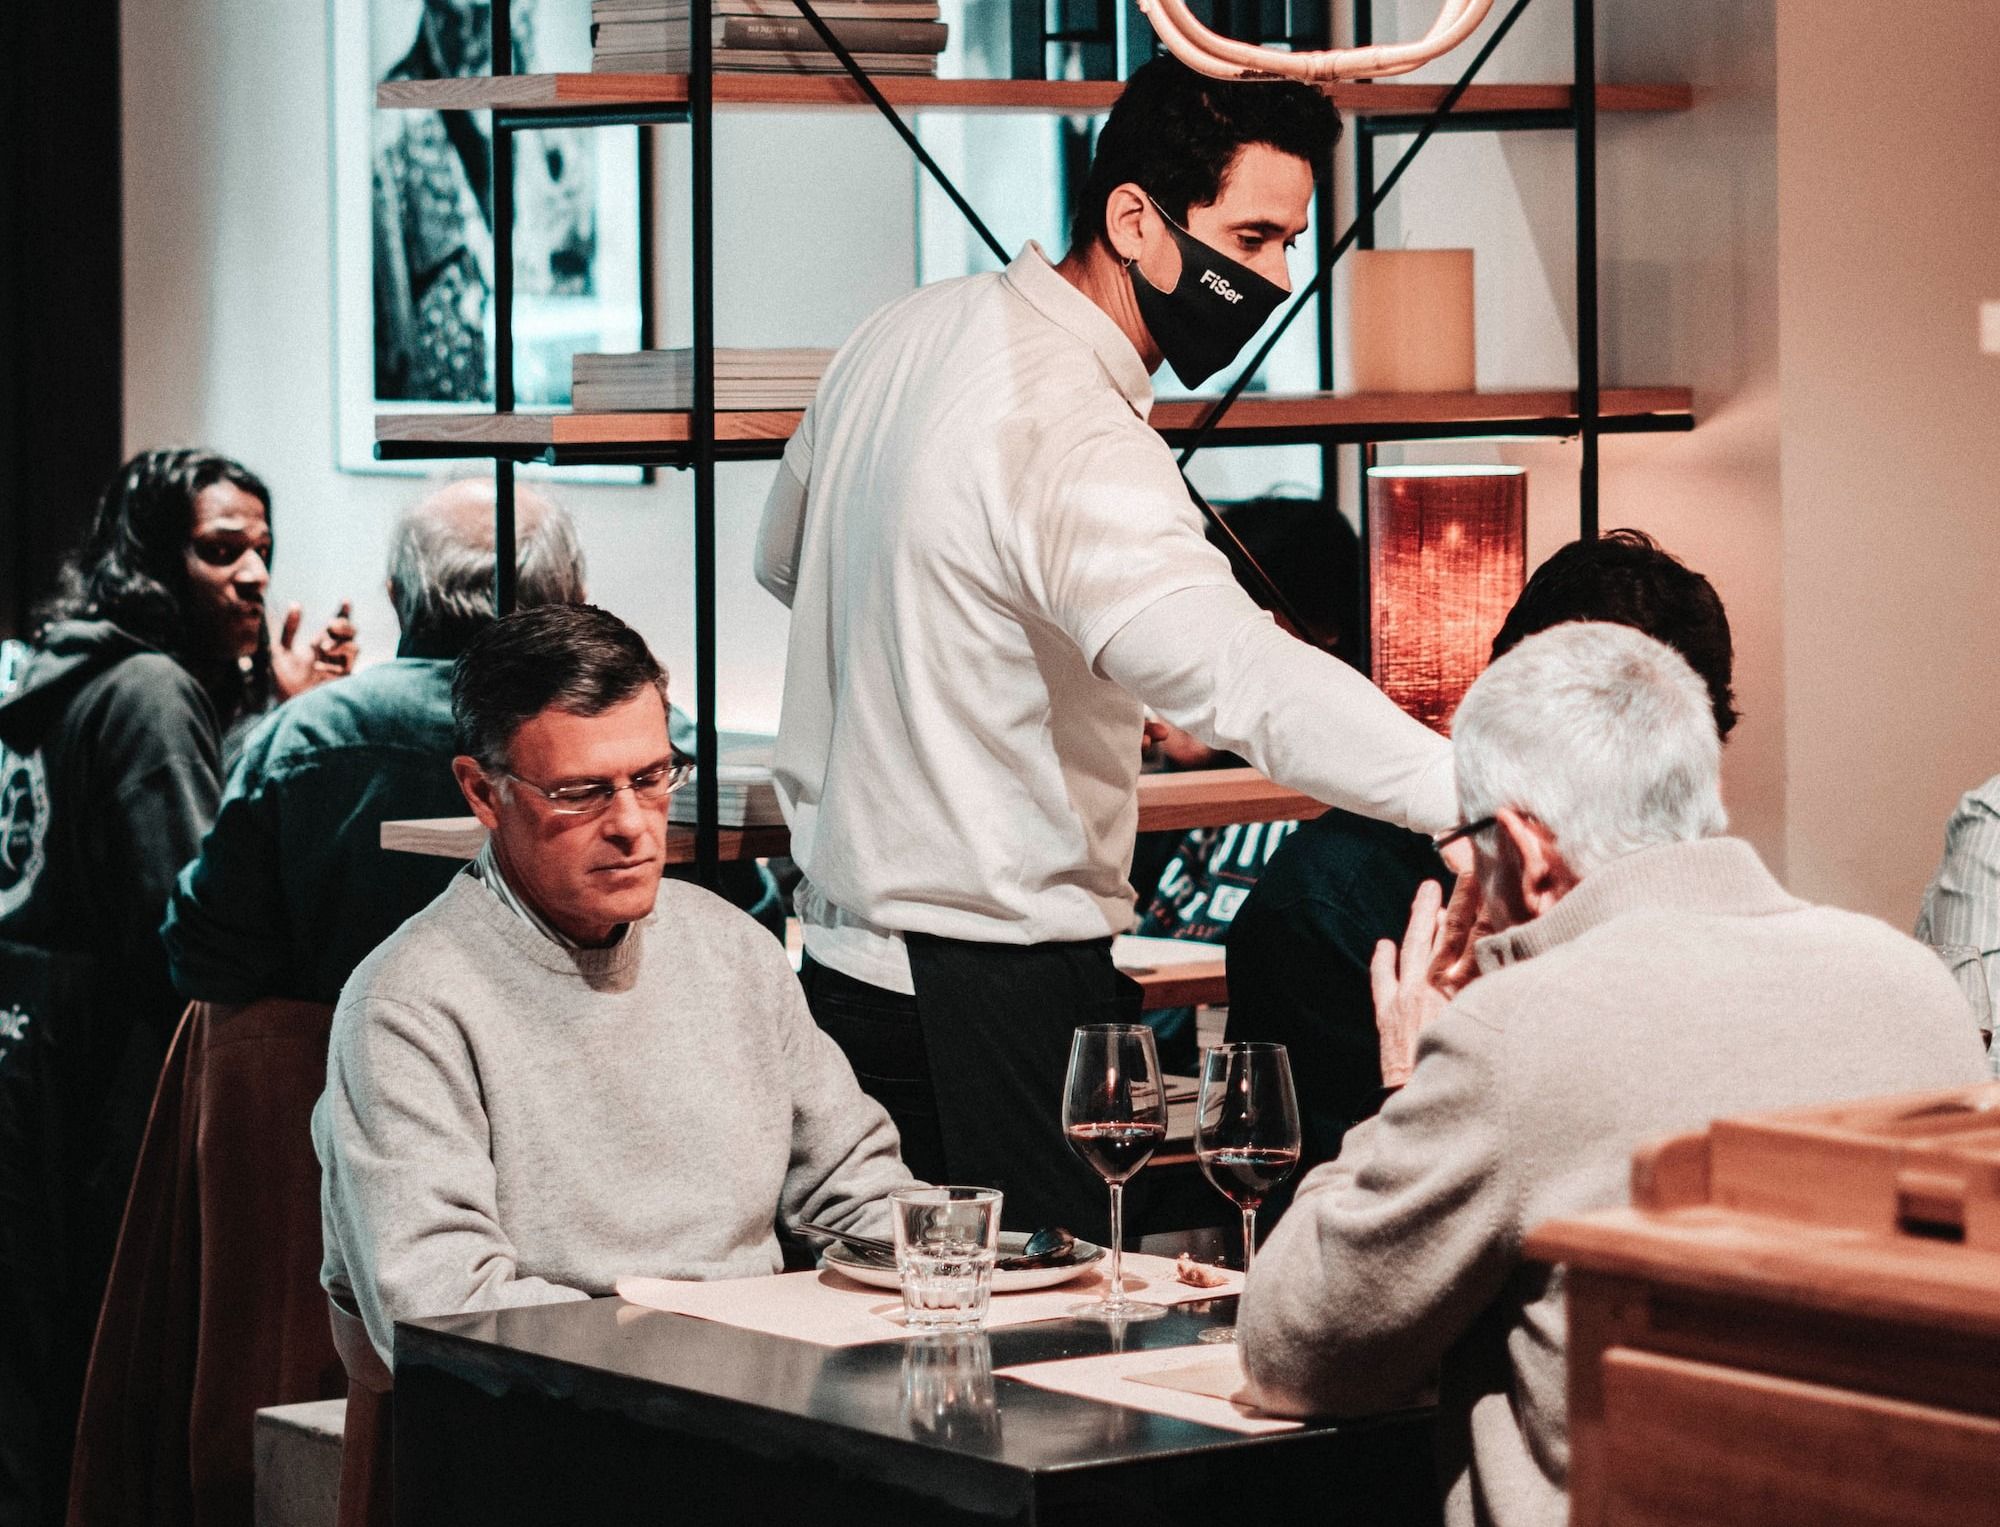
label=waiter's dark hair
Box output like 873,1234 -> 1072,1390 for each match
452,603 -> 669,768
1069,56 -> 1340,254
1490,529 -> 1739,739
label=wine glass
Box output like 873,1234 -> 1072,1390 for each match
1062,1024 -> 1169,1322
1193,1042 -> 1301,1345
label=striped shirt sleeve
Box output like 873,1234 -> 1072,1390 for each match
1915,774 -> 2000,1061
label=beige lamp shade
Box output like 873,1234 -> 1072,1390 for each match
1349,249 -> 1477,393
1369,465 -> 1526,732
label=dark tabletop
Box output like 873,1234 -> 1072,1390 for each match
392,1232 -> 1439,1526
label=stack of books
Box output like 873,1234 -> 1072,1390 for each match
571,347 -> 833,411
668,741 -> 786,830
591,0 -> 947,76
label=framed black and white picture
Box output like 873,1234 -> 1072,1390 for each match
332,0 -> 647,474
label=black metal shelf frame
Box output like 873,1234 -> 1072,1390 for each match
393,0 -> 1648,879
1346,0 -> 1605,670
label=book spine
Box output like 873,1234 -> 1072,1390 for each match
597,17 -> 944,49
595,3 -> 941,23
717,16 -> 946,51
600,1 -> 938,12
591,49 -> 939,72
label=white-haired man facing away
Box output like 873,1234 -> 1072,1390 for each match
1239,622 -> 1987,1527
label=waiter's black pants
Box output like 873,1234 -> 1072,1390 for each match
800,936 -> 1144,1245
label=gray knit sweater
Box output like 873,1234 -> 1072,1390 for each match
1239,837 -> 1989,1527
313,870 -> 914,1361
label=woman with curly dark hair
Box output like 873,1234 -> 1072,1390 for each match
0,447 -> 351,1526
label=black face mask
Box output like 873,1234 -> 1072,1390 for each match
1127,198 -> 1289,389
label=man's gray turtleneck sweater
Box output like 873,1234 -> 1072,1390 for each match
313,868 -> 914,1361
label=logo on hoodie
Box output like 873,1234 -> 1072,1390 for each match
0,745 -> 48,917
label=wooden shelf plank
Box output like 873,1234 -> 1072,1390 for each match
380,816 -> 790,865
378,386 -> 1694,452
1130,959 -> 1230,1012
376,408 -> 802,448
381,766 -> 1323,864
1130,767 -> 1318,833
1149,386 -> 1693,431
378,73 -> 1691,117
378,823 -> 1232,1007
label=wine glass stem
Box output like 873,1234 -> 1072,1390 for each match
1241,1205 -> 1258,1280
1107,1181 -> 1126,1305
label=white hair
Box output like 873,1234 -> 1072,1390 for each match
1452,621 -> 1727,877
387,478 -> 586,653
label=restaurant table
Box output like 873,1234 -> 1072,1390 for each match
391,1235 -> 1439,1526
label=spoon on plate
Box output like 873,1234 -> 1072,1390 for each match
800,1221 -> 1077,1269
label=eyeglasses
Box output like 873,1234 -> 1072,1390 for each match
1430,816 -> 1496,855
499,760 -> 694,817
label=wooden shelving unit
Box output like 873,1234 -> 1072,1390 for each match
377,386 -> 1694,464
372,0 -> 1698,876
378,72 -> 1691,119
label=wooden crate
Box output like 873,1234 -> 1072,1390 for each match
1528,1085 -> 2000,1527
1703,1083 -> 2000,1247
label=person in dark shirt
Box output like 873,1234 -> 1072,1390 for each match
164,478 -> 588,1007
1226,529 -> 1741,1191
1131,495 -> 1361,1073
0,448 -> 339,1527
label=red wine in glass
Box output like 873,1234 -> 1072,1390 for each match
1198,1144 -> 1300,1205
1062,1025 -> 1169,1322
1063,1120 -> 1166,1182
1194,1042 -> 1302,1344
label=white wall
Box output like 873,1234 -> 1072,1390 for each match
1363,0 -> 1784,865
122,0 -> 915,731
1775,0 -> 2000,923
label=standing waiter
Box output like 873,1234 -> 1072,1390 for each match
755,57 -> 1455,1234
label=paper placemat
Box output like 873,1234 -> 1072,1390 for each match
615,1252 -> 1241,1348
994,1345 -> 1301,1435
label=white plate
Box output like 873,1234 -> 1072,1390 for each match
822,1233 -> 1105,1294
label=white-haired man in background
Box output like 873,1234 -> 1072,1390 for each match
1239,621 -> 1987,1527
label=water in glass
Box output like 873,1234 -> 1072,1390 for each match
891,1186 -> 1002,1330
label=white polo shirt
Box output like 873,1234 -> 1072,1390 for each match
757,244 -> 1454,993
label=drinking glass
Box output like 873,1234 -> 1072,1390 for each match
1062,1024 -> 1169,1322
1193,1042 -> 1301,1344
1930,943 -> 1996,1072
890,1186 -> 1003,1330
899,1332 -> 1000,1445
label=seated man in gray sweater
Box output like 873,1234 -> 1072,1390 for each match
313,604 -> 914,1362
1239,621 -> 1987,1527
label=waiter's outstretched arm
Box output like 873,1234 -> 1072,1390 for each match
1097,584 -> 1457,836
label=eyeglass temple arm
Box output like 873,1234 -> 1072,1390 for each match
1134,0 -> 1495,83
